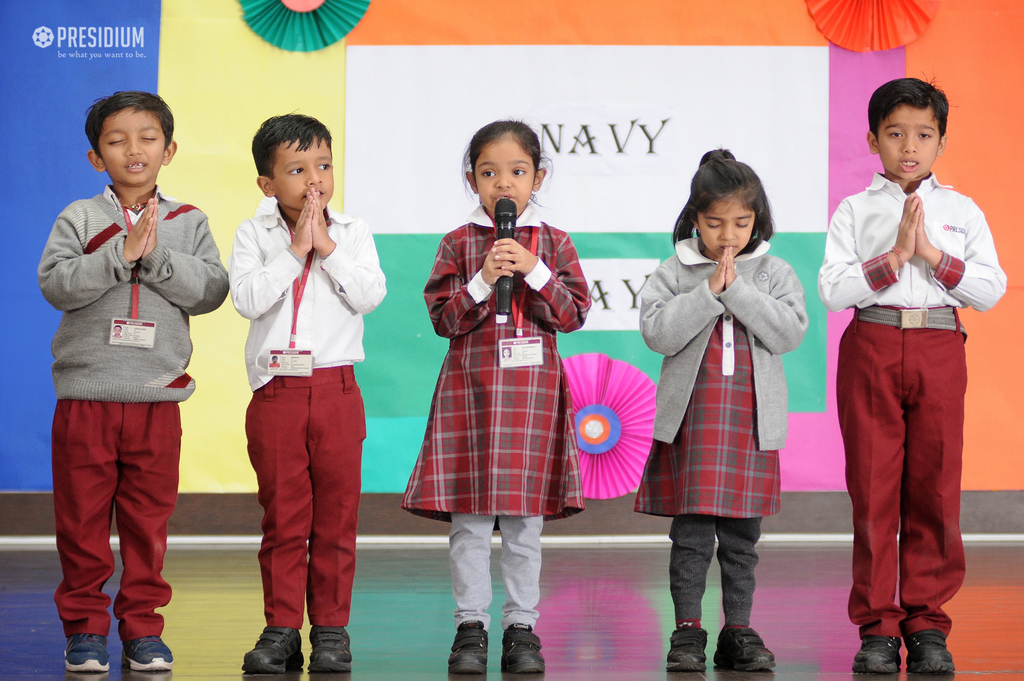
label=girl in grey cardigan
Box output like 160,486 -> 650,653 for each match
635,150 -> 807,673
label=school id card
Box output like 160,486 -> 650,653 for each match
268,349 -> 313,376
109,318 -> 156,348
498,336 -> 544,368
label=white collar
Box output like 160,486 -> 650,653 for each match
467,202 -> 545,229
254,195 -> 352,229
674,237 -> 770,266
104,185 -> 170,211
867,172 -> 951,199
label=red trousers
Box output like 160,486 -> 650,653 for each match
246,366 -> 364,629
51,400 -> 181,641
837,314 -> 967,638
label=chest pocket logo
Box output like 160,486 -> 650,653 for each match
757,271 -> 770,283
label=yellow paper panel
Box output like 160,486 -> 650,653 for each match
158,0 -> 347,491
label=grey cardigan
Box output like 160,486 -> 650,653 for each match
640,239 -> 807,449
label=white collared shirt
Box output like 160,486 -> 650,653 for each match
228,197 -> 387,390
103,185 -> 171,221
819,173 -> 1005,312
464,202 -> 552,302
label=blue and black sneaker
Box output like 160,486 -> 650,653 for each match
121,635 -> 173,671
65,633 -> 109,672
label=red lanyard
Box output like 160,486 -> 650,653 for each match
288,232 -> 316,349
121,207 -> 141,319
510,227 -> 539,336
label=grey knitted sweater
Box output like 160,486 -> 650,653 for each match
38,192 -> 229,402
640,239 -> 807,449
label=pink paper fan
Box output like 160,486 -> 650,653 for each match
563,353 -> 657,499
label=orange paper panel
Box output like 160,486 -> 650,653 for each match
348,0 -> 827,46
908,0 -> 1024,489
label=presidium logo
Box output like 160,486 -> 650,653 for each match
33,26 -> 54,48
31,24 -> 146,59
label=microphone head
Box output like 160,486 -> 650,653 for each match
494,198 -> 517,223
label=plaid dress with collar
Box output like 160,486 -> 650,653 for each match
635,318 -> 781,518
402,221 -> 590,521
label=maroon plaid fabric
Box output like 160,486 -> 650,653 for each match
862,252 -> 899,292
934,252 -> 965,289
635,320 -> 780,518
402,222 -> 590,521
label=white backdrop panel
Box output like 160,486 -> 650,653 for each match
345,45 -> 829,234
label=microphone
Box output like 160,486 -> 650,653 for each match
494,198 -> 517,322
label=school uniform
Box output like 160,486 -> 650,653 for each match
636,239 -> 807,623
38,186 -> 229,640
229,197 -> 386,629
819,173 -> 1006,638
402,203 -> 590,629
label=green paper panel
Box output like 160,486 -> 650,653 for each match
358,232 -> 827,492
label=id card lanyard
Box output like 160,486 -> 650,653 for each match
288,233 -> 317,349
121,206 -> 142,319
509,227 -> 540,337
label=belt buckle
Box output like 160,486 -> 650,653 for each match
900,309 -> 928,329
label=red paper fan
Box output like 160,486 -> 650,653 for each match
563,354 -> 656,500
806,0 -> 939,52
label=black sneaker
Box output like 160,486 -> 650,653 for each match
501,623 -> 545,673
448,621 -> 488,674
713,627 -> 776,671
65,633 -> 109,672
242,626 -> 303,674
122,635 -> 173,671
666,626 -> 708,672
905,630 -> 955,674
308,625 -> 352,673
852,635 -> 901,673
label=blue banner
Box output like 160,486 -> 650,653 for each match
0,1 -> 161,490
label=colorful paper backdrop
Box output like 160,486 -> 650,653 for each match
1,0 -> 1020,494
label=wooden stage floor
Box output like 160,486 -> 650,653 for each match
1,541 -> 1021,679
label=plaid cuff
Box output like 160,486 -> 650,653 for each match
933,252 -> 965,289
862,253 -> 899,291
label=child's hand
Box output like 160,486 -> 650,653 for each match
290,193 -> 315,258
492,238 -> 538,276
309,189 -> 336,258
914,210 -> 943,269
481,245 -> 509,286
891,193 -> 921,269
709,246 -> 736,295
123,197 -> 159,262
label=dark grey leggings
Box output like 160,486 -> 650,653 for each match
669,514 -> 762,625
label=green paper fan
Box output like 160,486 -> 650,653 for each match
240,0 -> 370,52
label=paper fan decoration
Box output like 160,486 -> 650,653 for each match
806,0 -> 939,52
563,353 -> 656,500
240,0 -> 370,52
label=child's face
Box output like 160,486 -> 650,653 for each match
695,198 -> 754,262
467,137 -> 546,218
867,104 -> 947,193
257,140 -> 334,226
86,109 -> 176,201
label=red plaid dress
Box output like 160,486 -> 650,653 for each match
402,222 -> 590,521
634,318 -> 780,518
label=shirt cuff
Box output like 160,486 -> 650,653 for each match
933,252 -> 966,289
286,246 -> 306,264
862,253 -> 899,291
468,270 -> 494,304
524,260 -> 552,290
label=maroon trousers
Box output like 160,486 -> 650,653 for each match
246,366 -> 364,629
51,400 -> 181,641
837,314 -> 967,638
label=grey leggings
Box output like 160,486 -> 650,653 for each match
669,514 -> 762,625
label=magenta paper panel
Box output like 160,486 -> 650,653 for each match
779,45 -> 905,491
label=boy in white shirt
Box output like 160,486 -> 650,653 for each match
229,114 -> 386,674
819,78 -> 1005,675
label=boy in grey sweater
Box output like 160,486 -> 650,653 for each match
37,91 -> 229,673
